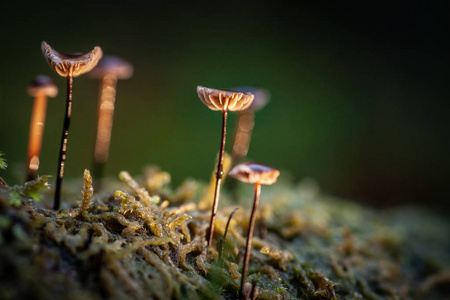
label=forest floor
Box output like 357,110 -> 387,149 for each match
0,168 -> 449,299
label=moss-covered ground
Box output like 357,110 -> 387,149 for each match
0,168 -> 449,299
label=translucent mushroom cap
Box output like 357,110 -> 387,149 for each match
229,162 -> 280,185
232,86 -> 270,111
89,55 -> 134,79
197,86 -> 254,111
41,41 -> 103,77
27,75 -> 58,97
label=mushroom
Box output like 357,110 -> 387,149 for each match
228,162 -> 280,299
41,41 -> 103,210
89,56 -> 133,185
231,87 -> 269,166
197,86 -> 254,247
25,75 -> 58,181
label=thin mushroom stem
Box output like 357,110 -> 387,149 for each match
54,71 -> 73,210
92,73 -> 118,186
218,207 -> 240,262
239,182 -> 261,300
26,93 -> 48,181
232,110 -> 255,165
230,110 -> 255,202
207,109 -> 228,247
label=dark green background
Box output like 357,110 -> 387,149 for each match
0,2 -> 448,211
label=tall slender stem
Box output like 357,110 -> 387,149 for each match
53,73 -> 73,210
26,94 -> 48,181
207,109 -> 228,247
230,110 -> 255,203
239,182 -> 261,300
93,74 -> 118,187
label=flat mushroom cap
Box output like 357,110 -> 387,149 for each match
27,75 -> 58,97
232,86 -> 270,111
41,41 -> 103,77
229,162 -> 280,185
197,86 -> 254,111
89,55 -> 134,79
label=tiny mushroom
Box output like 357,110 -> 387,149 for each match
89,56 -> 133,185
25,75 -> 58,181
229,162 -> 280,300
197,86 -> 254,247
41,41 -> 103,210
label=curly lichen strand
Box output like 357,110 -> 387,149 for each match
260,245 -> 293,271
139,248 -> 175,298
119,171 -> 157,206
106,259 -> 145,298
178,237 -> 205,270
88,212 -> 142,236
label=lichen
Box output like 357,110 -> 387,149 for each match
0,170 -> 449,300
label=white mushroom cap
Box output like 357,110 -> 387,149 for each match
41,41 -> 103,77
229,162 -> 280,185
197,86 -> 254,111
89,55 -> 134,79
27,75 -> 58,97
232,86 -> 270,111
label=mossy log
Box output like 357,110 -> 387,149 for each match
0,170 -> 449,300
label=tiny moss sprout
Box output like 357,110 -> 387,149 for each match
0,152 -> 7,170
229,162 -> 280,300
197,86 -> 254,247
41,42 -> 103,210
25,75 -> 58,181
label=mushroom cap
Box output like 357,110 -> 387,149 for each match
27,75 -> 58,97
229,162 -> 280,185
232,86 -> 270,111
197,86 -> 254,111
89,55 -> 134,79
41,41 -> 103,77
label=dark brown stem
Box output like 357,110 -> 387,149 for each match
239,182 -> 261,300
207,109 -> 228,247
218,207 -> 239,262
53,73 -> 73,210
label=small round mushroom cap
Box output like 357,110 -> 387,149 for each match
229,162 -> 280,185
41,41 -> 103,77
197,86 -> 254,111
232,86 -> 270,111
27,75 -> 58,97
89,55 -> 134,79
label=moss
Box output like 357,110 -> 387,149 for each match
0,170 -> 449,299
0,152 -> 7,170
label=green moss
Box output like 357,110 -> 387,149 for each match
0,152 -> 7,170
0,170 -> 449,300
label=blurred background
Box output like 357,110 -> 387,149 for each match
0,1 -> 448,213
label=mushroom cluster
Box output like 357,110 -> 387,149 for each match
22,41 -> 281,299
